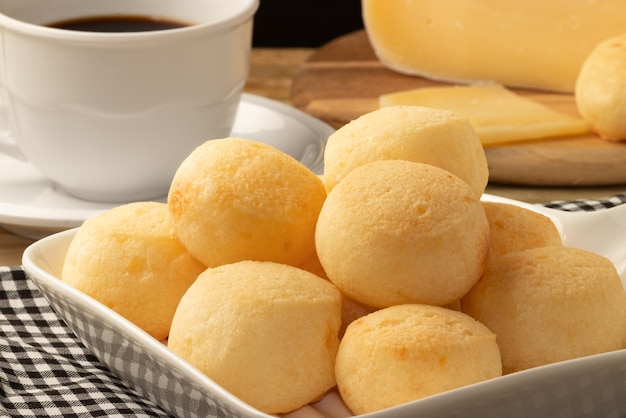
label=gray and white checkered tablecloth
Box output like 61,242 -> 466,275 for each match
0,267 -> 172,417
1,194 -> 625,417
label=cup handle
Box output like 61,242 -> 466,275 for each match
0,100 -> 27,161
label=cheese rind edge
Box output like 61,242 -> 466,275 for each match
363,0 -> 626,93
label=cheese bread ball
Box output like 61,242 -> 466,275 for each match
168,261 -> 342,414
322,105 -> 488,197
316,159 -> 490,308
462,246 -> 626,374
575,34 -> 626,140
168,137 -> 327,268
61,202 -> 205,341
335,304 -> 502,415
481,201 -> 562,266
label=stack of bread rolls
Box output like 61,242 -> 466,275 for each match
61,106 -> 626,416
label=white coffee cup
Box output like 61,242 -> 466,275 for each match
0,0 -> 258,202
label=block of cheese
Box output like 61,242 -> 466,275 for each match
362,0 -> 626,93
380,85 -> 589,146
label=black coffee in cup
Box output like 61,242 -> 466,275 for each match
47,15 -> 192,32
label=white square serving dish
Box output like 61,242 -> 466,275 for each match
22,194 -> 626,418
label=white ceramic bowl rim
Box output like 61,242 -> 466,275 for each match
0,0 -> 259,42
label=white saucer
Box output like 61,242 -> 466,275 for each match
0,93 -> 333,240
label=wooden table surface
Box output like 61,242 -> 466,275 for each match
1,47 -> 625,267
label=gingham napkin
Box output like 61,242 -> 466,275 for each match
1,194 -> 625,417
0,267 -> 172,418
542,193 -> 626,212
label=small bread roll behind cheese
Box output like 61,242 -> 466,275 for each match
322,105 -> 489,197
575,34 -> 626,141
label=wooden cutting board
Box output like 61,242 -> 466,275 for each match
291,30 -> 626,186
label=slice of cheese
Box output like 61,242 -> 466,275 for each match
363,0 -> 626,93
380,85 -> 589,146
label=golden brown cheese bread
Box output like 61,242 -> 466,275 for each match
315,159 -> 490,308
575,34 -> 626,141
462,246 -> 626,374
335,304 -> 502,415
168,260 -> 342,414
322,105 -> 489,198
167,137 -> 327,268
481,201 -> 562,267
61,201 -> 205,341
